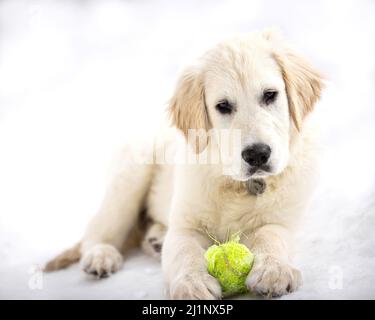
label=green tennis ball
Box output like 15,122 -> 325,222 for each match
205,239 -> 254,296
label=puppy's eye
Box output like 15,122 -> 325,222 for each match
215,100 -> 234,115
263,90 -> 278,105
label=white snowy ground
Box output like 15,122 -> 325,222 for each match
1,0 -> 375,300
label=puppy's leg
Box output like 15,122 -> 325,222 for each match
141,222 -> 166,260
81,162 -> 154,278
243,224 -> 301,298
162,228 -> 222,300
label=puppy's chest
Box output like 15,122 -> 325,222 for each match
203,190 -> 267,240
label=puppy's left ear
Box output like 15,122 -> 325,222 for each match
168,66 -> 210,153
273,50 -> 324,131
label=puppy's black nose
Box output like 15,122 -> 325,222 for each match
241,143 -> 271,167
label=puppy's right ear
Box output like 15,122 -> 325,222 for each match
168,66 -> 210,153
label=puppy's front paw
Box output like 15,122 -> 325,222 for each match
246,254 -> 302,298
169,272 -> 222,300
81,244 -> 123,278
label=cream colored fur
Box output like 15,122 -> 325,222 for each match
46,31 -> 323,299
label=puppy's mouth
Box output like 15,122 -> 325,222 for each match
230,164 -> 273,182
248,164 -> 271,178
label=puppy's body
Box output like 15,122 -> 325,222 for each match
46,31 -> 323,299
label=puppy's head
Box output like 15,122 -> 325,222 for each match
169,31 -> 323,181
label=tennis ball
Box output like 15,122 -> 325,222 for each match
205,239 -> 254,296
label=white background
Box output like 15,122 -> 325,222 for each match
0,0 -> 375,299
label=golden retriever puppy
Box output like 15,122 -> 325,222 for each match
46,30 -> 323,299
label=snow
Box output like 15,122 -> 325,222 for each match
1,0 -> 375,299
